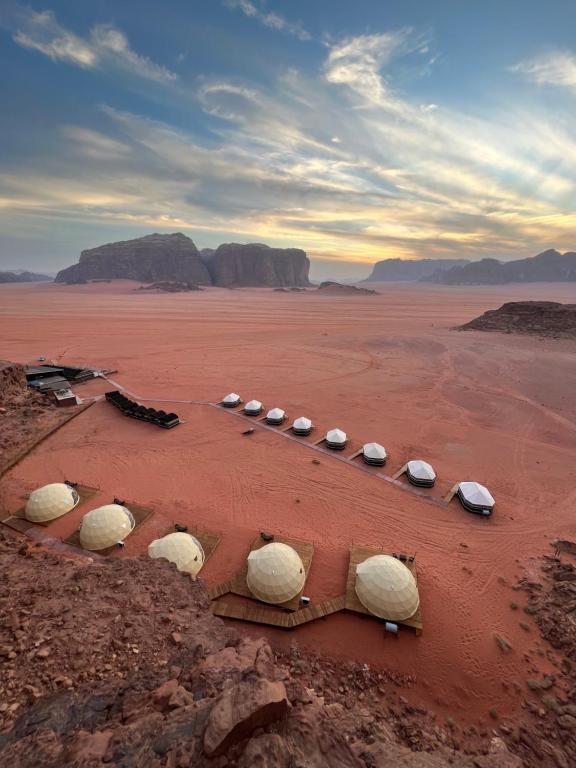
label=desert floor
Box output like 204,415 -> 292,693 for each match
1,280 -> 576,724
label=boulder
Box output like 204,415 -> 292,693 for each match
55,233 -> 212,285
458,301 -> 576,339
203,678 -> 288,756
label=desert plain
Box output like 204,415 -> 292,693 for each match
1,279 -> 576,726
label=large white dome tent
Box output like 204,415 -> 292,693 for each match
355,554 -> 419,621
25,482 -> 79,523
246,542 -> 306,605
148,532 -> 205,575
79,504 -> 135,551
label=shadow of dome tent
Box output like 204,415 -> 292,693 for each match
25,482 -> 80,523
406,459 -> 436,487
266,407 -> 286,425
221,392 -> 241,408
148,532 -> 205,575
246,542 -> 306,605
292,416 -> 312,436
362,442 -> 387,466
326,428 -> 347,450
244,399 -> 262,416
355,554 -> 420,622
458,481 -> 495,516
79,504 -> 136,551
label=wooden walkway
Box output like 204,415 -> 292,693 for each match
210,595 -> 346,628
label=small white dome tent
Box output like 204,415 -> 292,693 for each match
25,482 -> 79,523
222,392 -> 241,407
79,504 -> 135,551
355,555 -> 419,621
244,399 -> 263,416
458,481 -> 495,515
292,416 -> 312,436
246,542 -> 305,605
266,407 -> 286,425
325,428 -> 347,450
406,459 -> 436,487
362,442 -> 387,466
148,532 -> 205,575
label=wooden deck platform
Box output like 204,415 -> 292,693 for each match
63,500 -> 154,553
443,483 -> 460,503
1,484 -> 100,533
210,594 -> 346,628
225,534 -> 314,611
344,544 -> 423,635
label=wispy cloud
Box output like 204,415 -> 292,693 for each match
7,7 -> 177,82
513,50 -> 576,90
224,0 -> 311,41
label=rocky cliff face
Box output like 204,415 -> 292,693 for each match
205,243 -> 310,287
427,250 -> 576,285
55,234 -> 212,285
458,301 -> 576,338
363,258 -> 469,282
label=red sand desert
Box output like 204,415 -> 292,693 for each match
1,280 -> 576,725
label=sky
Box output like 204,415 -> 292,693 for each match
1,1 -> 576,280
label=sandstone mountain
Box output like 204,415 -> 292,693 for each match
55,234 -> 212,285
55,235 -> 311,287
363,258 -> 469,282
458,301 -> 576,339
0,270 -> 52,283
206,243 -> 310,287
427,249 -> 576,284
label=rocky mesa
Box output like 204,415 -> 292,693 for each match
55,234 -> 212,285
204,243 -> 310,287
458,301 -> 576,339
426,249 -> 576,285
363,258 -> 469,282
55,235 -> 311,288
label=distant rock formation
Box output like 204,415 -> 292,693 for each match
427,249 -> 576,284
0,270 -> 52,283
458,301 -> 576,338
317,281 -> 378,295
363,258 -> 469,282
55,233 -> 212,285
138,281 -> 202,293
205,243 -> 310,287
55,235 -> 311,288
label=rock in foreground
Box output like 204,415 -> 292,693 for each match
55,233 -> 212,285
458,301 -> 576,339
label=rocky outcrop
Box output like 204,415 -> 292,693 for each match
0,530 -> 529,768
138,281 -> 202,293
427,250 -> 576,285
363,258 -> 469,282
55,233 -> 212,285
0,271 -> 52,283
458,302 -> 576,339
205,243 -> 310,287
317,281 -> 378,295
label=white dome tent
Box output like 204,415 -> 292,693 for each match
222,392 -> 241,408
25,482 -> 80,523
292,416 -> 312,436
325,428 -> 347,450
362,442 -> 387,467
79,504 -> 136,551
406,459 -> 436,487
266,407 -> 286,425
355,555 -> 419,621
458,482 -> 495,515
246,542 -> 306,605
148,532 -> 205,575
244,399 -> 263,416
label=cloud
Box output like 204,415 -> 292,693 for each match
62,126 -> 132,160
324,30 -> 430,105
7,7 -> 177,82
224,0 -> 311,41
513,50 -> 576,90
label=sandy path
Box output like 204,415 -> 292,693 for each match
1,280 -> 576,724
